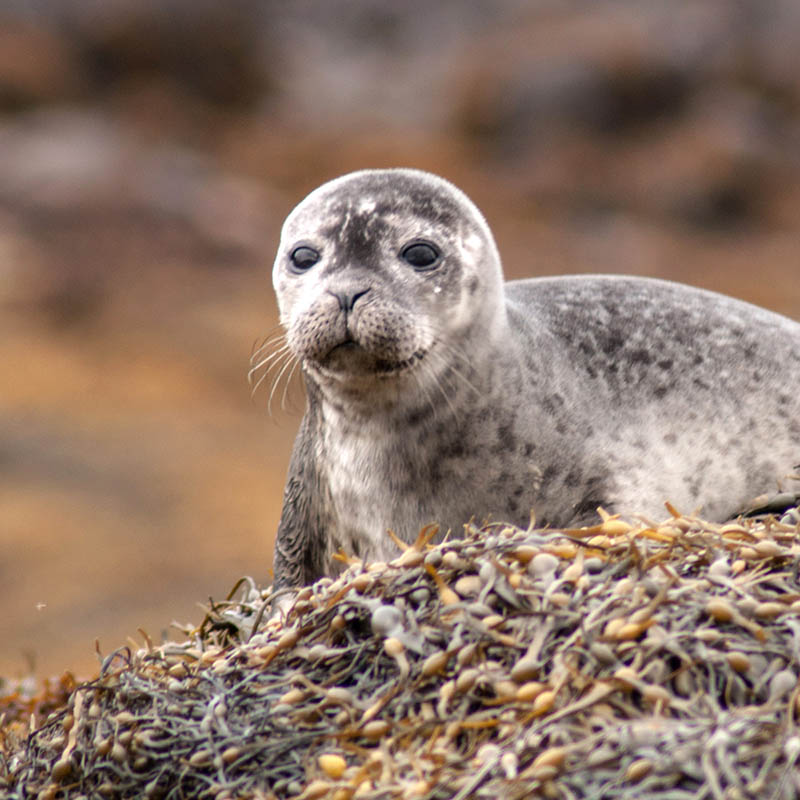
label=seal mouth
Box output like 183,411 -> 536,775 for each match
374,350 -> 426,374
311,342 -> 428,380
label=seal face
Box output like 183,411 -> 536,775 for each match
273,170 -> 504,408
270,168 -> 800,588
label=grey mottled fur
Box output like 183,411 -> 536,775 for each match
271,169 -> 800,588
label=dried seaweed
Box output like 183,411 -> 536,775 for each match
3,507 -> 800,799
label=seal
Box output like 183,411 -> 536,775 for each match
269,168 -> 800,588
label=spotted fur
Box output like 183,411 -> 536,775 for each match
270,169 -> 800,588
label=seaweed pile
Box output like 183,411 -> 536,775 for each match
3,505 -> 800,799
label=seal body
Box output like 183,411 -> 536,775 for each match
270,168 -> 800,588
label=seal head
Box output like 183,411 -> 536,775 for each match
273,169 -> 506,412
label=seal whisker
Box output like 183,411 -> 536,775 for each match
268,351 -> 301,416
419,350 -> 463,421
250,325 -> 287,362
250,348 -> 294,403
249,344 -> 293,375
411,358 -> 448,421
280,358 -> 303,414
429,341 -> 483,398
250,367 -> 281,405
430,331 -> 477,367
250,341 -> 289,369
250,336 -> 289,369
415,321 -> 483,398
248,342 -> 293,386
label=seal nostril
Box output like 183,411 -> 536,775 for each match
331,288 -> 370,312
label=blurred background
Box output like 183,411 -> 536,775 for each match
2,0 -> 799,679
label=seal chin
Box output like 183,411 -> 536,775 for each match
310,342 -> 427,381
374,350 -> 427,374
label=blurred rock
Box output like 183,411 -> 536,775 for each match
0,21 -> 82,109
448,0 -> 800,233
0,108 -> 278,260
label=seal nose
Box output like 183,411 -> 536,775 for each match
330,288 -> 370,312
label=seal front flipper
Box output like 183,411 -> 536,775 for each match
740,491 -> 800,519
273,409 -> 330,589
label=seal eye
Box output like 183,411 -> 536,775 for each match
401,241 -> 440,270
290,246 -> 320,272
